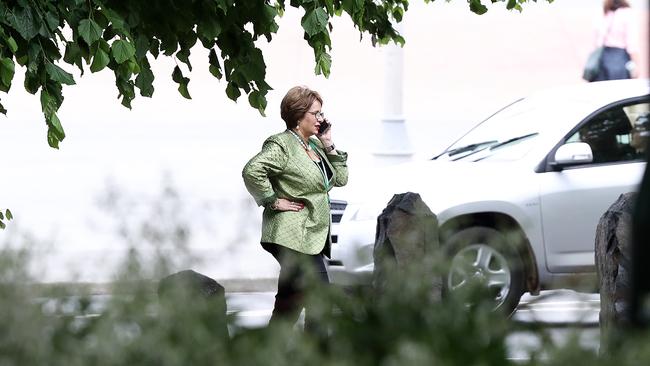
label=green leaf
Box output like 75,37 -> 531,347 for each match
8,6 -> 39,41
27,42 -> 42,72
135,65 -> 154,97
45,63 -> 76,85
149,39 -> 160,58
47,113 -> 65,140
6,209 -> 12,220
44,81 -> 64,107
111,39 -> 135,64
315,52 -> 331,77
127,60 -> 140,74
248,90 -> 267,116
64,42 -> 83,72
392,7 -> 404,22
0,221 -> 5,229
40,39 -> 63,63
45,11 -> 59,31
172,66 -> 191,99
102,25 -> 117,41
40,90 -> 57,118
0,57 -> 15,88
209,64 -> 222,79
469,0 -> 488,15
324,0 -> 334,15
15,54 -> 27,67
177,47 -> 192,71
116,77 -> 135,109
197,17 -> 222,40
172,65 -> 183,84
0,101 -> 6,114
98,39 -> 111,54
117,61 -> 133,80
101,7 -> 127,32
393,34 -> 405,47
135,34 -> 150,59
47,128 -> 60,149
208,49 -> 222,79
6,36 -> 18,53
225,82 -> 241,101
301,8 -> 329,37
24,71 -> 40,94
90,48 -> 110,72
0,211 -> 4,220
215,0 -> 229,13
178,82 -> 191,99
78,19 -> 103,46
239,48 -> 266,81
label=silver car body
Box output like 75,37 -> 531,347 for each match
328,80 -> 650,295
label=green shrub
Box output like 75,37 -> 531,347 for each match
3,181 -> 649,365
3,236 -> 650,366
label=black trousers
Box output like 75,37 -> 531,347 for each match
261,242 -> 330,331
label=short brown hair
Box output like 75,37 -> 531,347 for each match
604,0 -> 629,13
280,86 -> 323,129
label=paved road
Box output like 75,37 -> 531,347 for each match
227,289 -> 600,326
226,289 -> 601,360
40,288 -> 600,360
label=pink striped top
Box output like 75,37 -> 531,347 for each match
595,7 -> 638,54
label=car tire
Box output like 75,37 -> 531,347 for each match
443,226 -> 525,315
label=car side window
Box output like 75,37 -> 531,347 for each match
567,102 -> 649,165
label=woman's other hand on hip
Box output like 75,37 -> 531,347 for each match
272,198 -> 305,212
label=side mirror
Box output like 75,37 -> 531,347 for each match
552,142 -> 593,169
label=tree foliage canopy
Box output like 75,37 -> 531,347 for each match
0,0 -> 546,148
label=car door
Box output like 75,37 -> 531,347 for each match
538,100 -> 649,273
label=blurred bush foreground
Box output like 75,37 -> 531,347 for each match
2,178 -> 650,365
2,236 -> 650,366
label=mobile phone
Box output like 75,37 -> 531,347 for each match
318,120 -> 330,135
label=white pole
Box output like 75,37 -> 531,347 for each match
373,22 -> 413,165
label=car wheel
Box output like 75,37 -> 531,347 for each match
443,227 -> 525,315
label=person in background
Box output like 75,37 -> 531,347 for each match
242,86 -> 348,332
592,0 -> 640,81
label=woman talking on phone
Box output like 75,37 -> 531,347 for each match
242,85 -> 348,332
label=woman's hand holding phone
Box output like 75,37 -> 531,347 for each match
317,120 -> 330,135
317,119 -> 332,142
317,118 -> 336,153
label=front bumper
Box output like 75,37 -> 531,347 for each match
327,200 -> 375,286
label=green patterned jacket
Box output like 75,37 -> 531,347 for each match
242,130 -> 349,255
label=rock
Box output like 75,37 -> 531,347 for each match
158,269 -> 226,299
595,192 -> 636,350
373,192 -> 441,300
158,270 -> 229,339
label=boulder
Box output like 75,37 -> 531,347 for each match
373,192 -> 441,299
158,270 -> 229,339
158,269 -> 226,299
595,192 -> 636,350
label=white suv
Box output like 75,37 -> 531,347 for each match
328,79 -> 650,313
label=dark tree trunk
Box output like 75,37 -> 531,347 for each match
630,147 -> 650,328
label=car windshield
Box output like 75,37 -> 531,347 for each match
434,97 -> 544,161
